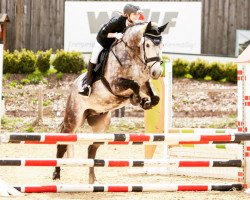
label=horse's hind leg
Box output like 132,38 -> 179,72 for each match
52,123 -> 69,180
87,111 -> 111,184
52,95 -> 85,180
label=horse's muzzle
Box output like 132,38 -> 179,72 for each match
150,64 -> 162,79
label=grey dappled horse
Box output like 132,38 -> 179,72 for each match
53,21 -> 168,183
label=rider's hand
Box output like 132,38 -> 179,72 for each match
114,32 -> 123,40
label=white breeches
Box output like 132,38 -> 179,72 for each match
90,41 -> 104,64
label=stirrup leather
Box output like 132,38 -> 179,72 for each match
86,85 -> 92,96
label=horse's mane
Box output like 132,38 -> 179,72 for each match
122,22 -> 146,35
123,21 -> 160,36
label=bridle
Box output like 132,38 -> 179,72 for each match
142,33 -> 163,68
111,33 -> 163,69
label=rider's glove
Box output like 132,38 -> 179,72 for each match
114,32 -> 123,40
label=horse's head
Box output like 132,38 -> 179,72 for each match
123,21 -> 168,80
140,22 -> 168,79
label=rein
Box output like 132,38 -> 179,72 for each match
100,40 -> 130,100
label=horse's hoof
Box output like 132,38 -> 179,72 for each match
52,172 -> 60,180
140,97 -> 151,110
151,95 -> 160,106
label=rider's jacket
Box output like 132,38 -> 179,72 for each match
97,15 -> 127,49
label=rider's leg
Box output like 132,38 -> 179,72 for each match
79,41 -> 103,96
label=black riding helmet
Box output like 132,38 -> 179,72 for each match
123,4 -> 143,15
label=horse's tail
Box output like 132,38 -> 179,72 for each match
59,121 -> 64,133
58,120 -> 75,157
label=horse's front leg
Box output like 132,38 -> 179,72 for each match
140,80 -> 160,110
115,78 -> 141,105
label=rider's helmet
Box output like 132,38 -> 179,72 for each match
123,4 -> 143,16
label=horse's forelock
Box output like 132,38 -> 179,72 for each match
122,22 -> 162,47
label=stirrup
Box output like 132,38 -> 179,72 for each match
79,85 -> 92,96
78,85 -> 92,97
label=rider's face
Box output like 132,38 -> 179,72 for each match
128,13 -> 141,23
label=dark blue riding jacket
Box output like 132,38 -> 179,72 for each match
97,15 -> 127,49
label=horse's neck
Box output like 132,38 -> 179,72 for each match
123,27 -> 142,47
104,26 -> 144,78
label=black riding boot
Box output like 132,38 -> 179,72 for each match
79,62 -> 96,96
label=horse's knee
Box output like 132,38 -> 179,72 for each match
130,94 -> 141,105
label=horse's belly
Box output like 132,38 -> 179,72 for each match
86,83 -> 130,113
89,97 -> 129,113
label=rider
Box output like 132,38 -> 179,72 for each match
79,3 -> 144,96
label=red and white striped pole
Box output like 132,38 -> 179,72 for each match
0,158 -> 243,168
13,183 -> 243,193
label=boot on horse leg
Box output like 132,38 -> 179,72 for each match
79,61 -> 96,96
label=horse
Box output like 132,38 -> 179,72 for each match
52,21 -> 168,184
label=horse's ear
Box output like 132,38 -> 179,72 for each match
145,21 -> 152,33
159,22 -> 169,33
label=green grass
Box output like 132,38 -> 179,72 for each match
1,116 -> 28,132
43,99 -> 52,107
207,119 -> 236,129
107,120 -> 144,133
1,117 -> 144,133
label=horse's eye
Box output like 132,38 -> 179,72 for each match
146,44 -> 150,48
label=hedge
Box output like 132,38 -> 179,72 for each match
3,49 -> 238,84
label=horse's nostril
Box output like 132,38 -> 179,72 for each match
152,71 -> 156,77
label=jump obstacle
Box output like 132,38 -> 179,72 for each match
0,131 -> 249,193
1,46 -> 250,194
140,56 -> 246,179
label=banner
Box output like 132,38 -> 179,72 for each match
235,30 -> 250,56
65,1 -> 201,54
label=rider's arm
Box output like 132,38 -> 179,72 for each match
107,33 -> 116,38
99,16 -> 123,38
